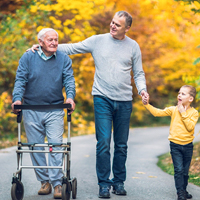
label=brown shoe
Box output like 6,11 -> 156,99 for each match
38,182 -> 52,195
54,185 -> 62,199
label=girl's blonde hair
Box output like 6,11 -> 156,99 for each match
181,85 -> 196,99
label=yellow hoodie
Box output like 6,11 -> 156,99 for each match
145,104 -> 199,145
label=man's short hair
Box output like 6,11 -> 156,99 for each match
37,28 -> 58,41
182,85 -> 196,99
115,11 -> 132,27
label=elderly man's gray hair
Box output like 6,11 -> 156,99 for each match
37,28 -> 58,41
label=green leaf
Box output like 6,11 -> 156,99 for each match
193,57 -> 200,65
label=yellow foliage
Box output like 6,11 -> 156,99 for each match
63,19 -> 75,27
34,0 -> 107,41
75,15 -> 82,20
39,4 -> 52,11
30,5 -> 37,13
0,93 -> 12,115
194,1 -> 200,8
133,101 -> 147,122
74,28 -> 83,36
70,34 -> 82,42
49,16 -> 62,27
56,30 -> 64,40
18,20 -> 26,28
36,26 -> 46,33
63,27 -> 72,36
2,0 -> 200,138
0,92 -> 16,135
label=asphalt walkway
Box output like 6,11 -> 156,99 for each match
1,124 -> 200,200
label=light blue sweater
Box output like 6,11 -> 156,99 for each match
12,50 -> 75,105
58,33 -> 146,101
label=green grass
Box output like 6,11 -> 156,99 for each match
157,152 -> 174,176
157,146 -> 200,187
189,174 -> 200,186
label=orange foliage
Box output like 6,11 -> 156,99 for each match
1,0 -> 200,139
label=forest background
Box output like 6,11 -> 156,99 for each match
0,0 -> 200,147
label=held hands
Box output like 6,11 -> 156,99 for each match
66,98 -> 76,115
26,44 -> 39,53
177,102 -> 186,113
141,90 -> 149,105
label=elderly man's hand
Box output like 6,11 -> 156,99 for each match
11,100 -> 22,114
65,98 -> 75,115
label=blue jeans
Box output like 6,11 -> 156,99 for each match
170,141 -> 193,193
93,95 -> 132,187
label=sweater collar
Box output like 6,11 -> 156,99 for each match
37,46 -> 56,60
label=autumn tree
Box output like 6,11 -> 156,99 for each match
0,0 -> 114,139
0,0 -> 55,140
1,0 -> 200,143
175,0 -> 200,104
110,0 -> 200,125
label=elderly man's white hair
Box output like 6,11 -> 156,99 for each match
37,28 -> 58,41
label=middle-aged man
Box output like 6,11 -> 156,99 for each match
31,11 -> 149,199
12,28 -> 76,199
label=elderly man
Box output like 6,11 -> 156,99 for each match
12,28 -> 75,199
31,11 -> 148,198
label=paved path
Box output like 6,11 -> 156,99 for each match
1,124 -> 200,200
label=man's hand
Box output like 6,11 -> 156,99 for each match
142,95 -> 149,105
26,44 -> 39,53
65,98 -> 75,115
178,102 -> 186,113
11,100 -> 22,114
140,90 -> 149,105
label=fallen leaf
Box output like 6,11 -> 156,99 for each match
148,176 -> 157,178
136,172 -> 145,174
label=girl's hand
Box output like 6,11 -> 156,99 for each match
178,102 -> 186,113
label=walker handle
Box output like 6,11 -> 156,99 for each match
14,104 -> 72,123
67,110 -> 71,122
17,111 -> 22,123
14,104 -> 71,110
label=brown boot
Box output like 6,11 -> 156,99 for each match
38,182 -> 52,195
54,185 -> 62,199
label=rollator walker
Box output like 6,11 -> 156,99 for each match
11,104 -> 77,200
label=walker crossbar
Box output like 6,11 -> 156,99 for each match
18,142 -> 69,147
16,150 -> 69,153
14,103 -> 71,110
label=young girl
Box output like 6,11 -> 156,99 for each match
142,85 -> 199,200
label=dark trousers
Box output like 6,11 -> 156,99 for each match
170,141 -> 193,193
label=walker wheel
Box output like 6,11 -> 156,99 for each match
72,178 -> 77,199
11,181 -> 24,200
62,182 -> 71,200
